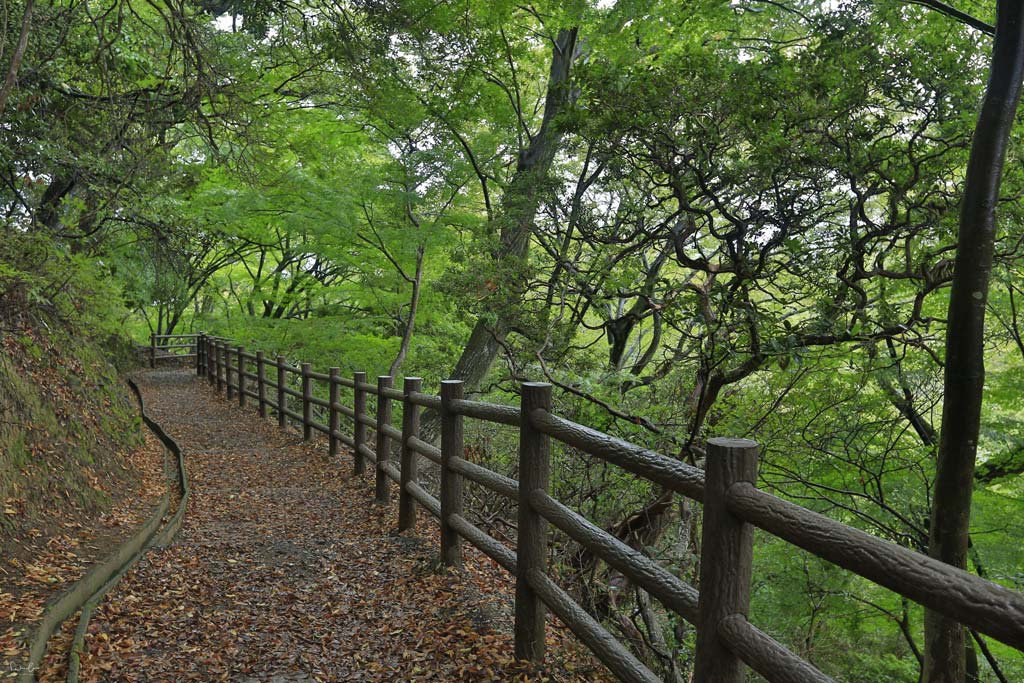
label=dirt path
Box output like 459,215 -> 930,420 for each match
70,370 -> 608,683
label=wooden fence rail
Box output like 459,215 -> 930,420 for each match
148,334 -> 1024,683
147,333 -> 201,368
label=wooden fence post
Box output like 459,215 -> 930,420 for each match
237,346 -> 246,408
216,342 -> 224,392
276,356 -> 287,428
329,368 -> 341,458
693,437 -> 759,683
207,338 -> 215,384
375,375 -> 394,503
440,380 -> 464,568
515,382 -> 552,662
196,334 -> 204,376
256,351 -> 267,418
353,371 -> 367,475
398,377 -> 422,531
225,346 -> 235,400
223,343 -> 231,394
226,348 -> 235,401
302,363 -> 313,441
150,334 -> 156,368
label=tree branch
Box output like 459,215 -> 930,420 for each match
905,0 -> 994,35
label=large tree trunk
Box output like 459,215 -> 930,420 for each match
923,4 -> 1024,682
448,27 -> 580,390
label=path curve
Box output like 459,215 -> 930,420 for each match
72,369 -> 606,683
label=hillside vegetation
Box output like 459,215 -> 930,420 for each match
0,234 -> 143,542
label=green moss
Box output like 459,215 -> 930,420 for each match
0,234 -> 143,540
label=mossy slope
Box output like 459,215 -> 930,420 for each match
0,233 -> 143,540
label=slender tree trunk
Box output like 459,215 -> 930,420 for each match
924,4 -> 1024,682
448,27 -> 580,390
0,0 -> 34,120
389,245 -> 424,378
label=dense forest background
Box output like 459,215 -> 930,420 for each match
2,0 -> 1022,681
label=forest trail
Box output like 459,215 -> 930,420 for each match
67,369 -> 604,683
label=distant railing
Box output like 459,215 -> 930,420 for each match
182,334 -> 1024,683
147,333 -> 200,368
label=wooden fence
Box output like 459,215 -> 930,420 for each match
152,335 -> 1024,683
147,333 -> 200,368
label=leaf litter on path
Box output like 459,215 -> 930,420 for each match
57,370 -> 613,683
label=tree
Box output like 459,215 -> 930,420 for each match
446,25 -> 582,390
924,2 -> 1024,681
11,1 -> 1022,678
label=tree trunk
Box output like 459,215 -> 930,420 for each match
923,4 -> 1024,682
447,27 -> 580,390
0,0 -> 34,120
389,245 -> 424,378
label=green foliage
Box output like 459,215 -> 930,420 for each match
5,0 -> 1024,679
0,235 -> 143,538
0,232 -> 125,337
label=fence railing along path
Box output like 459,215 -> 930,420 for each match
149,333 -> 1024,683
147,333 -> 200,367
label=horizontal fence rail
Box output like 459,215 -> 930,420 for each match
146,333 -> 201,368
181,334 -> 1024,683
